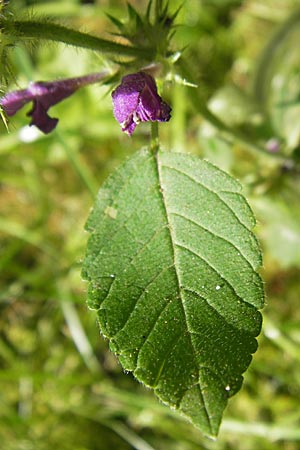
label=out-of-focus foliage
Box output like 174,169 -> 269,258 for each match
1,0 -> 300,449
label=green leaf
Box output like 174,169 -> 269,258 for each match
82,148 -> 264,437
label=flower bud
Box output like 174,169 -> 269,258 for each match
111,72 -> 171,135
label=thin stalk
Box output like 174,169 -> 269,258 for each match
191,92 -> 289,161
151,121 -> 159,153
0,106 -> 9,132
1,18 -> 154,59
101,421 -> 157,450
59,297 -> 102,374
56,131 -> 98,198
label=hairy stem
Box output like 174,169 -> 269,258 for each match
1,18 -> 154,59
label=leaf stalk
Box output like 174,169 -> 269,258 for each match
151,121 -> 159,153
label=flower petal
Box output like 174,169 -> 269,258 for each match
112,90 -> 140,124
27,100 -> 58,134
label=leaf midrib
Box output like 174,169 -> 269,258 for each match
155,152 -> 212,432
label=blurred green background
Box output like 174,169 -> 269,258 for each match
1,0 -> 300,449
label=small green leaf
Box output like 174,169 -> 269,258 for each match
82,148 -> 264,437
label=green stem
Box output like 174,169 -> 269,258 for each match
199,103 -> 287,160
56,131 -> 98,199
1,18 -> 154,59
151,121 -> 159,153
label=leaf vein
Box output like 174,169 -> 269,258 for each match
170,211 -> 255,270
135,299 -> 182,380
161,164 -> 252,234
183,287 -> 256,335
112,264 -> 175,339
152,330 -> 184,387
96,224 -> 169,305
175,242 -> 254,308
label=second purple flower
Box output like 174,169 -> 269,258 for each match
111,72 -> 171,135
0,72 -> 108,134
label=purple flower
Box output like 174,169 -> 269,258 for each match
0,71 -> 108,134
111,72 -> 171,135
265,138 -> 280,153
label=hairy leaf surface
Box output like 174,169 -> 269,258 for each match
82,148 -> 264,436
